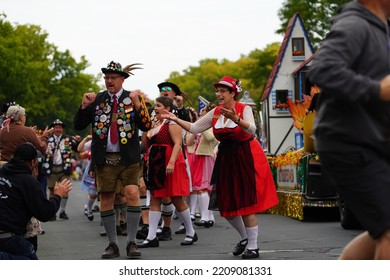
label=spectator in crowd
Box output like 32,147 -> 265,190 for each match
0,99 -> 16,125
0,143 -> 72,259
0,105 -> 51,165
308,0 -> 390,259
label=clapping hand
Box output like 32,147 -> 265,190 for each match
53,179 -> 72,198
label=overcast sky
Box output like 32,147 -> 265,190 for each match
1,0 -> 285,100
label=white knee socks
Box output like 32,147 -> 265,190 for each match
226,216 -> 248,240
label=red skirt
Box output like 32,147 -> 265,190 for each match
212,139 -> 278,217
152,145 -> 190,198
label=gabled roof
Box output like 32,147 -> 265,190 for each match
261,13 -> 314,101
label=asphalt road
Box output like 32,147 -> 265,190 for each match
36,180 -> 363,260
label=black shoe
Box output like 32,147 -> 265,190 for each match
194,220 -> 205,226
175,224 -> 186,234
92,205 -> 100,212
100,231 -> 107,237
242,248 -> 259,259
59,212 -> 69,220
138,237 -> 159,248
126,241 -> 141,259
136,225 -> 149,240
233,238 -> 248,256
157,227 -> 172,241
101,243 -> 120,259
194,220 -> 214,228
180,233 -> 198,246
87,212 -> 94,221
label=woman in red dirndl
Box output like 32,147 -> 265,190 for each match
163,76 -> 278,259
140,96 -> 197,248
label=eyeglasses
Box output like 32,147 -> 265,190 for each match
104,75 -> 122,81
160,87 -> 172,92
215,88 -> 230,94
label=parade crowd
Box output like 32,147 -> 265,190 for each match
3,1 -> 390,260
0,61 -> 277,260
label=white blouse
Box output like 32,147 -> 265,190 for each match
188,106 -> 256,135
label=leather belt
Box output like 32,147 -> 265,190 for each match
52,165 -> 63,173
105,157 -> 121,166
0,232 -> 14,239
105,153 -> 121,166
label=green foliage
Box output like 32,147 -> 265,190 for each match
0,13 -> 99,135
277,0 -> 350,49
5,0 -> 344,129
160,1 -> 350,111
165,44 -> 280,111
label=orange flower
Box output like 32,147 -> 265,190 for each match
287,99 -> 306,133
310,85 -> 320,96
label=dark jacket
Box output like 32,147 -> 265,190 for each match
74,90 -> 151,166
175,106 -> 191,122
0,159 -> 61,235
41,134 -> 78,176
308,1 -> 390,156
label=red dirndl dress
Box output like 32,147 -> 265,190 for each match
211,102 -> 278,217
147,121 -> 190,198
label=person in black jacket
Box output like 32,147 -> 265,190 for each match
158,82 -> 192,122
309,0 -> 390,259
74,61 -> 151,259
0,143 -> 72,260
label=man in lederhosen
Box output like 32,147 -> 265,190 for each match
41,119 -> 79,220
74,61 -> 151,259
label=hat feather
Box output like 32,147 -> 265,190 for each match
123,63 -> 143,76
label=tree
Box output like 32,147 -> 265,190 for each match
166,44 -> 279,111
0,13 -> 99,135
277,0 -> 350,49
